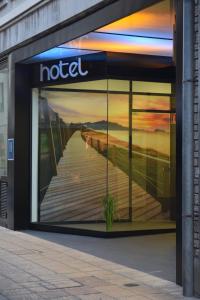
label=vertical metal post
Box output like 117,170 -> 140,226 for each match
129,81 -> 132,221
182,0 -> 194,296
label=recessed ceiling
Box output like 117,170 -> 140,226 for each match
60,31 -> 172,57
97,0 -> 173,39
25,0 -> 174,63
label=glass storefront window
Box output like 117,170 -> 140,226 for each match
0,64 -> 8,177
32,79 -> 176,232
32,81 -> 108,230
131,82 -> 176,223
29,0 -> 176,233
132,112 -> 174,221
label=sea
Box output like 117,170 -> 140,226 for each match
96,130 -> 172,157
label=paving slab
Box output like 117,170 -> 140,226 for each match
0,227 -> 196,300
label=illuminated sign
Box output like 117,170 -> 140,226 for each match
40,57 -> 88,82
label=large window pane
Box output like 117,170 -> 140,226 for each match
132,111 -> 176,221
31,79 -> 176,232
107,92 -> 130,225
33,81 -> 108,230
0,64 -> 8,177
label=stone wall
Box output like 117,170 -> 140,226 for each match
0,0 -> 104,56
194,0 -> 200,297
0,0 -> 26,18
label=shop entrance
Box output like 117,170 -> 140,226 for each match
31,78 -> 176,234
131,82 -> 176,224
17,0 -> 179,284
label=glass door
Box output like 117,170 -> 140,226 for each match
131,82 -> 176,224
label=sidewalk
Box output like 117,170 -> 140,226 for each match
0,227 -> 194,300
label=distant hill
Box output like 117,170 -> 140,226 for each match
83,120 -> 128,130
68,121 -> 167,133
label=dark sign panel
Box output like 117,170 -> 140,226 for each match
30,52 -> 107,87
30,51 -> 175,87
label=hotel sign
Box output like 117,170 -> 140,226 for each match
30,52 -> 107,87
40,57 -> 89,82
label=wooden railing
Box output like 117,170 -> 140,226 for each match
39,98 -> 78,204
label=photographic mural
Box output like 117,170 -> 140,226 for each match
36,80 -> 176,231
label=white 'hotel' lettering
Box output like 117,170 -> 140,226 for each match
40,57 -> 88,82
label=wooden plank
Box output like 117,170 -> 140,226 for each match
41,131 -> 164,222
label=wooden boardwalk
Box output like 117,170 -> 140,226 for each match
40,131 -> 164,222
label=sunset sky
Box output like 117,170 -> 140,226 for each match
133,112 -> 170,132
45,90 -> 171,132
133,94 -> 171,132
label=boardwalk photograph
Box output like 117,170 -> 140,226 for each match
37,85 -> 176,232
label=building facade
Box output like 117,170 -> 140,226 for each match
0,0 -> 199,297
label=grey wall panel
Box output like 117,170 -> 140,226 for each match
0,0 -> 27,18
194,0 -> 200,297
